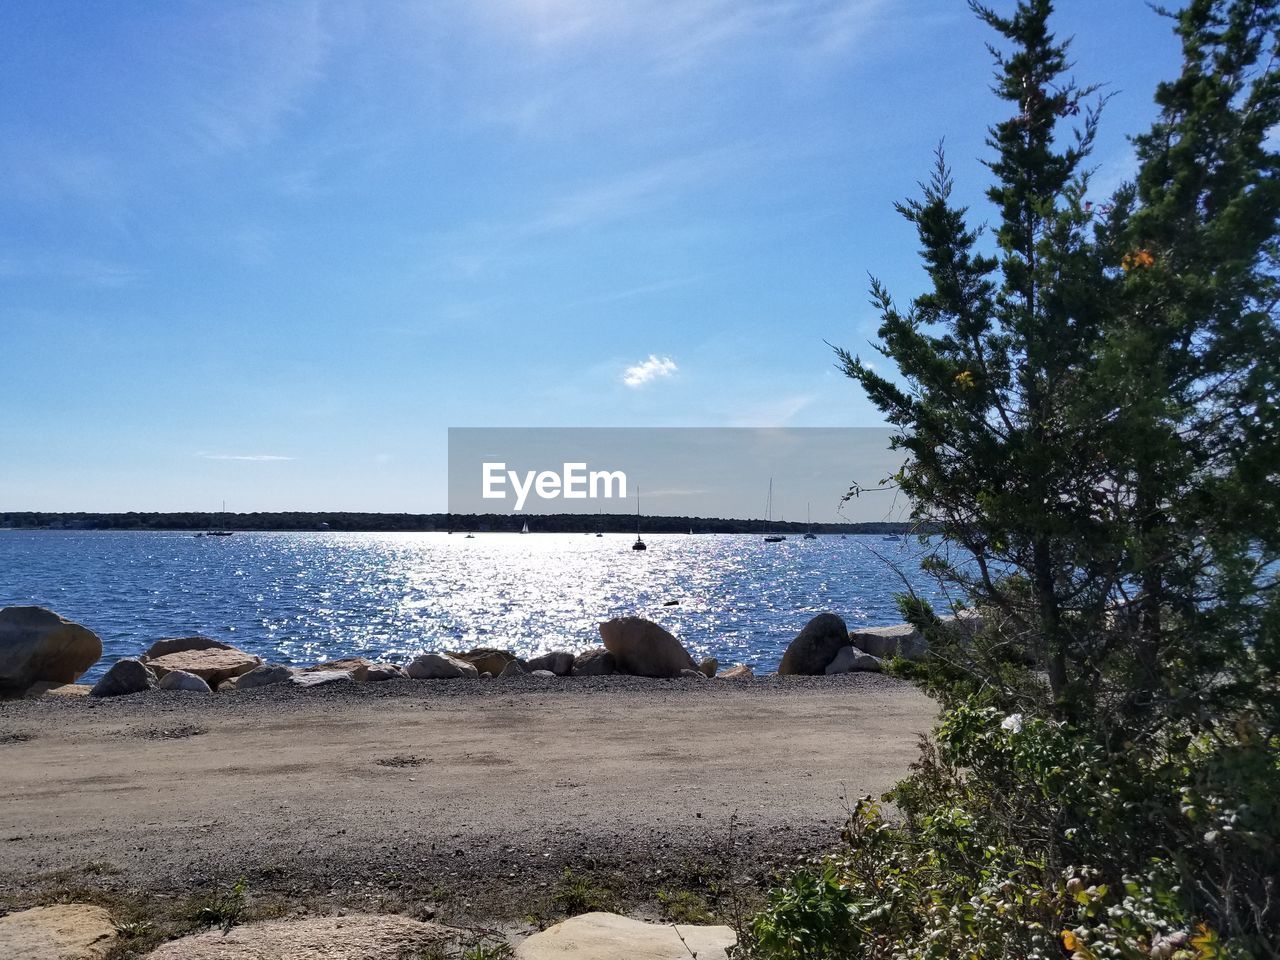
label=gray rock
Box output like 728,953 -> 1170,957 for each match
571,647 -> 616,676
847,623 -> 927,662
680,668 -> 708,679
778,612 -> 850,675
90,658 -> 157,697
598,616 -> 696,678
0,606 -> 102,691
526,651 -> 574,676
529,669 -> 556,678
366,663 -> 407,681
236,664 -> 296,690
499,660 -> 528,678
824,645 -> 882,674
698,656 -> 718,678
158,669 -> 213,692
143,636 -> 234,660
290,670 -> 354,689
405,653 -> 479,680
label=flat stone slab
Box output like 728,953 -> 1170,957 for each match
144,914 -> 456,959
0,903 -> 117,959
516,912 -> 735,960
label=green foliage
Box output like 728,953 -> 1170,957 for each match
657,888 -> 715,925
551,869 -> 620,916
753,0 -> 1280,957
184,878 -> 247,932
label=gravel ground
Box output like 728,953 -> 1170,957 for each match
0,673 -> 935,926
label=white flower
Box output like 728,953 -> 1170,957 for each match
1001,713 -> 1023,734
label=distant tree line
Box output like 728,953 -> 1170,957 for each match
0,511 -> 919,536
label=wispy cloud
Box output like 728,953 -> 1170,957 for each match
0,255 -> 141,288
198,454 -> 296,462
623,355 -> 678,387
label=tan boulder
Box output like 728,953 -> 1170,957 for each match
0,903 -> 117,959
303,657 -> 372,681
405,653 -> 479,679
598,617 -> 696,678
717,664 -> 754,679
143,636 -> 234,660
516,912 -> 735,960
143,914 -> 457,959
1,681 -> 92,700
366,663 -> 406,681
145,647 -> 262,687
0,606 -> 101,691
449,647 -> 518,676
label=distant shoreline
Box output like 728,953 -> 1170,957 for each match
0,511 -> 922,536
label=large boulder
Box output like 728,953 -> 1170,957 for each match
847,622 -> 927,662
499,660 -> 528,678
598,617 -> 696,678
698,656 -> 718,678
303,657 -> 372,681
158,669 -> 213,692
235,664 -> 295,690
526,650 -> 574,676
145,647 -> 262,686
516,912 -> 735,960
0,606 -> 101,691
717,664 -> 754,679
449,647 -> 518,675
0,903 -> 117,959
405,653 -> 479,679
824,645 -> 882,674
778,613 -> 850,675
143,914 -> 457,960
90,658 -> 157,697
143,636 -> 234,660
571,647 -> 615,676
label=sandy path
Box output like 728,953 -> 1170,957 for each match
0,674 -> 934,914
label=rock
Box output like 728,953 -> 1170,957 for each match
146,647 -> 262,687
449,647 -> 517,676
598,616 -> 696,678
90,658 -> 157,697
499,660 -> 528,678
526,650 -> 574,675
366,663 -> 406,681
846,622 -> 927,662
571,647 -> 616,676
516,912 -> 735,960
234,664 -> 295,690
529,669 -> 556,678
158,669 -> 213,693
218,677 -> 239,691
143,914 -> 457,960
698,656 -> 718,678
405,653 -> 479,679
303,657 -> 372,681
778,612 -> 850,675
717,664 -> 754,679
824,645 -> 883,674
0,606 -> 102,691
680,668 -> 707,679
0,903 -> 117,959
1,681 -> 92,700
143,636 -> 234,660
289,670 -> 353,689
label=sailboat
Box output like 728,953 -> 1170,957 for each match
803,502 -> 817,539
206,500 -> 234,537
632,487 -> 647,551
764,479 -> 786,542
521,520 -> 530,534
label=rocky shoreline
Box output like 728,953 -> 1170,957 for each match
0,604 -> 959,701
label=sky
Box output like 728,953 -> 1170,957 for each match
0,0 -> 1186,513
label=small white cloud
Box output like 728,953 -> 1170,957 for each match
198,453 -> 295,462
623,354 -> 678,387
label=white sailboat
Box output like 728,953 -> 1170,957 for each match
803,502 -> 817,539
764,479 -> 786,542
521,520 -> 529,534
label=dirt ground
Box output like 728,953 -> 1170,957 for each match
0,673 -> 935,933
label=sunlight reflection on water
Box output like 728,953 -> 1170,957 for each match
0,531 -> 951,681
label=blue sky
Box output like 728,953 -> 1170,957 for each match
1,0 -> 1184,512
